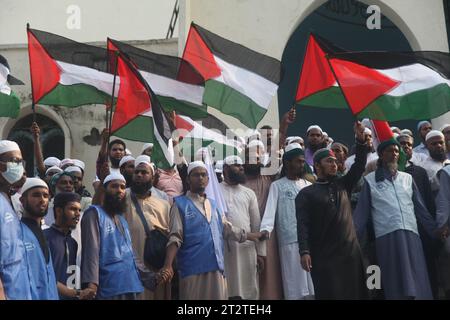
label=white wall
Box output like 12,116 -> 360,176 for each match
0,0 -> 178,45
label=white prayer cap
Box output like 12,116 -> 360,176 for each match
215,160 -> 224,173
306,125 -> 322,134
44,157 -> 61,168
390,126 -> 400,132
64,166 -> 82,174
425,130 -> 445,141
247,140 -> 265,150
440,124 -> 450,132
223,155 -> 243,166
187,160 -> 207,175
400,129 -> 413,137
60,158 -> 74,168
119,155 -> 135,168
417,120 -> 431,131
141,143 -> 154,153
195,147 -> 210,160
246,130 -> 261,141
45,166 -> 63,176
361,118 -> 371,128
125,148 -> 132,156
286,136 -> 303,145
328,137 -> 334,144
322,131 -> 328,138
20,177 -> 48,195
103,172 -> 126,186
0,140 -> 20,154
285,143 -> 302,153
135,155 -> 153,173
364,127 -> 372,135
72,159 -> 85,171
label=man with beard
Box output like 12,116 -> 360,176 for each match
415,130 -> 450,194
220,155 -> 265,299
330,142 -> 349,177
44,192 -> 94,300
242,142 -> 284,299
20,178 -> 59,299
397,134 -> 439,298
413,121 -> 432,156
81,173 -> 146,300
260,143 -> 315,299
124,155 -> 171,300
160,161 -> 262,300
0,140 -> 32,300
119,155 -> 135,188
354,139 -> 445,299
296,121 -> 369,300
304,125 -> 326,167
441,124 -> 450,159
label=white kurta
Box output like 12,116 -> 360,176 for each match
261,177 -> 315,299
220,182 -> 266,300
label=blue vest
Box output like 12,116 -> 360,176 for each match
174,196 -> 224,278
274,178 -> 307,246
91,205 -> 144,298
22,223 -> 59,300
365,171 -> 418,238
0,194 -> 31,300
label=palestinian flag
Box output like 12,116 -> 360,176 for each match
107,38 -> 208,119
174,114 -> 243,161
296,33 -> 450,121
27,28 -> 117,106
111,53 -> 174,169
182,23 -> 281,128
0,55 -> 22,118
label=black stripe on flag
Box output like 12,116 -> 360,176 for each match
29,28 -> 110,73
192,23 -> 282,84
109,39 -> 205,86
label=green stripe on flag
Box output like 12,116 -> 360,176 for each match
39,83 -> 111,107
158,96 -> 208,119
0,91 -> 20,118
358,83 -> 450,121
203,79 -> 267,128
296,87 -> 348,109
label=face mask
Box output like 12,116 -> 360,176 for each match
1,162 -> 24,184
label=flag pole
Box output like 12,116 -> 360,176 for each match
26,23 -> 37,123
107,51 -> 119,146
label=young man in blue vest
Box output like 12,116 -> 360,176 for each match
161,161 -> 262,300
0,140 -> 31,300
354,139 -> 447,299
81,173 -> 153,300
20,177 -> 59,300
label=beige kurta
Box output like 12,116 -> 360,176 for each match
168,191 -> 246,300
244,175 -> 284,299
221,182 -> 265,300
124,189 -> 171,300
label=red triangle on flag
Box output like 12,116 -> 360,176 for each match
182,24 -> 221,81
27,30 -> 61,104
329,58 -> 399,114
295,34 -> 336,102
111,55 -> 151,132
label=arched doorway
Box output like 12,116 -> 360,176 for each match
279,0 -> 415,145
7,114 -> 65,176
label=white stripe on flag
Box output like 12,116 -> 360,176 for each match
213,55 -> 278,109
139,70 -> 204,105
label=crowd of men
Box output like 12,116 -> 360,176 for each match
1,108 -> 450,300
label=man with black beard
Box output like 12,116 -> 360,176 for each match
20,178 -> 59,299
124,155 -> 171,300
415,130 -> 450,194
119,155 -> 135,188
81,173 -> 150,300
220,156 -> 265,299
304,125 -> 326,167
242,144 -> 284,299
296,121 -> 369,299
354,139 -> 446,299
